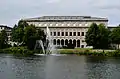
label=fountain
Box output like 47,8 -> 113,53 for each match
46,26 -> 57,54
34,40 -> 45,54
35,26 -> 61,56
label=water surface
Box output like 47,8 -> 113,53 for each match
0,54 -> 120,79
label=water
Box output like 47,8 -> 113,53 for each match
35,26 -> 57,54
46,26 -> 57,54
1,54 -> 120,79
34,40 -> 45,54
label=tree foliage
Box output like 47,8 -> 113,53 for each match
23,24 -> 36,45
11,20 -> 46,50
110,27 -> 120,49
11,20 -> 26,43
85,23 -> 110,49
0,30 -> 8,49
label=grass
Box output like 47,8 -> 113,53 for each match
0,47 -> 41,56
1,47 -> 120,57
58,48 -> 120,57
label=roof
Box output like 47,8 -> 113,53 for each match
0,25 -> 12,29
24,16 -> 108,22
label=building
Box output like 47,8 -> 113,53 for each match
24,16 -> 108,48
0,25 -> 12,41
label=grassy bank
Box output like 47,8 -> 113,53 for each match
1,47 -> 120,57
0,47 -> 42,56
58,48 -> 120,57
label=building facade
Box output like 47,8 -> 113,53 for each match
0,25 -> 12,41
24,16 -> 108,48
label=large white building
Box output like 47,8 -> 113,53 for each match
24,16 -> 108,48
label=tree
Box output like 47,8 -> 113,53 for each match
36,29 -> 46,42
0,30 -> 8,49
11,20 -> 46,50
85,23 -> 110,49
18,20 -> 29,28
97,24 -> 110,49
85,23 -> 99,49
110,27 -> 120,49
11,21 -> 28,44
23,24 -> 36,45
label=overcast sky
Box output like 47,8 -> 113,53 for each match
0,0 -> 120,27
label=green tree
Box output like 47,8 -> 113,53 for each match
85,23 -> 99,49
11,20 -> 46,50
11,21 -> 28,44
97,24 -> 110,49
0,30 -> 8,49
110,27 -> 120,49
18,20 -> 29,28
23,24 -> 36,45
85,23 -> 110,49
36,29 -> 46,42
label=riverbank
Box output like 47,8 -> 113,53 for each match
58,49 -> 120,57
0,47 -> 42,56
0,47 -> 120,57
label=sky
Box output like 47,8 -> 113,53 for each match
0,0 -> 120,27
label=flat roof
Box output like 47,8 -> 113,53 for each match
23,16 -> 108,22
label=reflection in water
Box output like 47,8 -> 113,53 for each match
86,56 -> 120,79
44,56 -> 87,79
0,54 -> 120,79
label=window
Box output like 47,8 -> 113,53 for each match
62,32 -> 64,36
50,24 -> 53,26
61,24 -> 64,26
67,24 -> 70,26
79,24 -> 82,26
70,32 -> 72,36
78,32 -> 80,36
56,24 -> 58,26
73,32 -> 76,36
73,24 -> 76,26
82,32 -> 84,36
58,32 -> 60,36
81,45 -> 84,48
51,32 -> 52,36
39,24 -> 42,26
44,24 -> 47,26
65,32 -> 68,36
85,23 -> 88,26
54,32 -> 56,36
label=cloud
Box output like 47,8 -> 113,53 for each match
46,0 -> 61,3
0,0 -> 120,26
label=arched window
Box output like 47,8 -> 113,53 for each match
53,39 -> 56,45
73,40 -> 76,47
61,39 -> 64,46
77,40 -> 80,47
57,39 -> 60,45
69,39 -> 72,44
65,39 -> 68,45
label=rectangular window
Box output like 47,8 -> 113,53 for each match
54,32 -> 56,36
73,32 -> 76,36
58,32 -> 60,36
65,32 -> 68,36
70,32 -> 72,36
62,32 -> 64,36
78,32 -> 80,36
81,32 -> 84,36
51,32 -> 52,36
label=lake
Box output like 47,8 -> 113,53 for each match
0,54 -> 120,79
